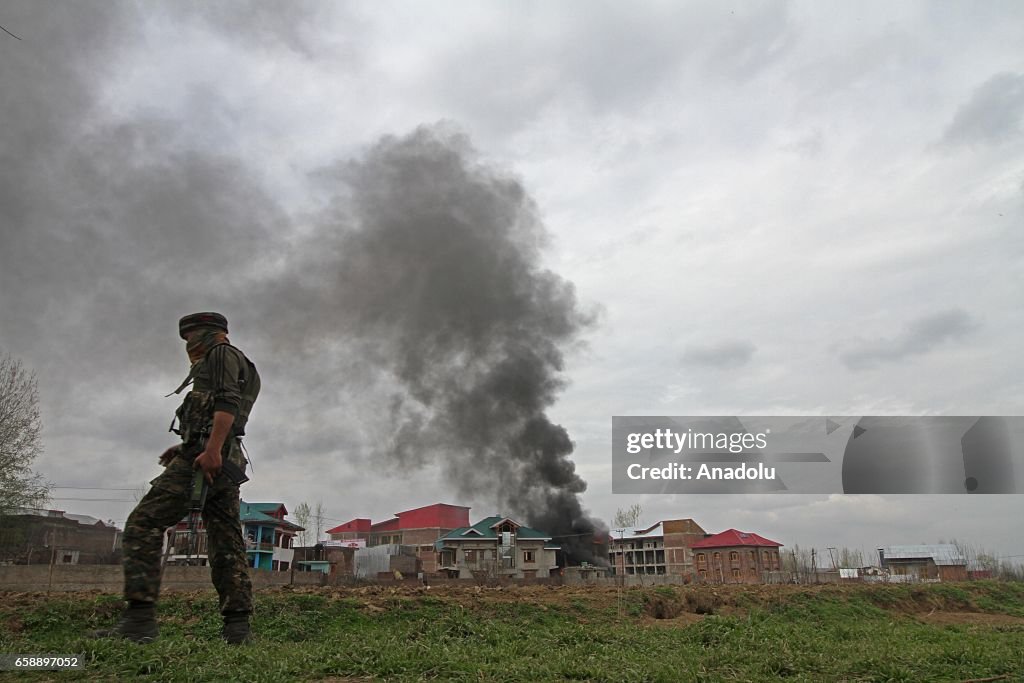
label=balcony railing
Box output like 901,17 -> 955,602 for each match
246,541 -> 275,552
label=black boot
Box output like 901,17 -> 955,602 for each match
93,603 -> 158,643
222,611 -> 251,644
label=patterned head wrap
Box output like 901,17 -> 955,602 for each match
179,312 -> 228,339
179,312 -> 230,364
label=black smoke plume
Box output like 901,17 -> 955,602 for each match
299,126 -> 606,562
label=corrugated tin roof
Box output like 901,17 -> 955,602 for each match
691,529 -> 783,549
609,522 -> 664,541
881,544 -> 966,565
63,513 -> 103,526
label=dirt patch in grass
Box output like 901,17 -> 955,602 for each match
915,611 -> 1024,627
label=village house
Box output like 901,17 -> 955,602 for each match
878,545 -> 968,582
241,502 -> 303,571
293,543 -> 357,577
607,518 -> 707,578
691,529 -> 784,584
325,518 -> 371,544
165,500 -> 303,571
327,503 -> 470,573
434,516 -> 560,579
0,508 -> 122,565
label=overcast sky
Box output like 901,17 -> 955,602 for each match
1,1 -> 1022,564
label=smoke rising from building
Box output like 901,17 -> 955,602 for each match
286,126 -> 607,561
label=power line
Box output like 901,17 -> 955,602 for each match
0,24 -> 22,40
52,486 -> 141,491
49,499 -> 137,505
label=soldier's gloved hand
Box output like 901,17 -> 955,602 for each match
159,444 -> 182,467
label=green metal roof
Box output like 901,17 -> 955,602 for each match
239,501 -> 303,530
435,516 -> 552,544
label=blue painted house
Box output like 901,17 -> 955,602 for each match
240,502 -> 304,571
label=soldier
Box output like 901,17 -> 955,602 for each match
101,312 -> 260,644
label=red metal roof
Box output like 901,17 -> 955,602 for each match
329,504 -> 472,536
690,529 -> 782,549
394,503 -> 470,530
326,518 -> 371,535
370,518 -> 401,532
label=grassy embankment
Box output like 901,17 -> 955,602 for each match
1,581 -> 1023,682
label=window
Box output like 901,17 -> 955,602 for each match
731,568 -> 740,578
272,560 -> 279,571
523,550 -> 535,563
280,562 -> 289,571
730,551 -> 739,564
698,569 -> 707,578
496,520 -> 518,535
749,550 -> 756,562
696,553 -> 706,565
713,552 -> 721,565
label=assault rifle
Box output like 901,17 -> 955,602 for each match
181,439 -> 249,566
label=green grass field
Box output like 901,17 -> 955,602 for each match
1,581 -> 1022,682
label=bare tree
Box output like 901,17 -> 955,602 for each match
838,547 -> 864,568
0,353 -> 49,517
293,501 -> 311,548
313,501 -> 325,543
612,503 -> 642,529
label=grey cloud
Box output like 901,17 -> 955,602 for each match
942,72 -> 1024,146
681,340 -> 756,369
840,309 -> 979,370
157,1 -> 353,60
433,1 -> 795,136
0,2 -> 298,482
704,1 -> 796,83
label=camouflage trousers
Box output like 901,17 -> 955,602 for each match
122,440 -> 252,614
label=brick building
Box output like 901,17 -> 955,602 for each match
294,544 -> 357,578
326,518 -> 371,542
327,503 -> 470,573
607,518 -> 707,578
691,529 -> 783,584
0,509 -> 122,565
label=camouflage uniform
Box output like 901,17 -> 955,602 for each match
122,341 -> 259,615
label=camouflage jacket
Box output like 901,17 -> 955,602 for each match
174,343 -> 260,446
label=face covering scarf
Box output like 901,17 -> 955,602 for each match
166,328 -> 230,397
186,328 -> 229,364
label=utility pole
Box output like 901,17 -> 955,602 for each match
827,547 -> 838,570
47,530 -> 56,594
811,548 -> 817,584
614,528 -> 625,617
